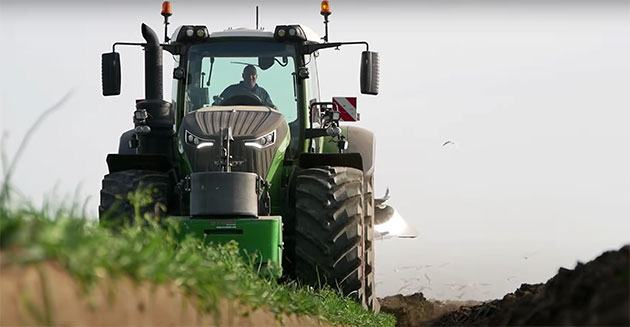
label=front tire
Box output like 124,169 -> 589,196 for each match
294,166 -> 367,306
98,169 -> 170,224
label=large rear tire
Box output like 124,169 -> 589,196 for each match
363,174 -> 379,312
98,170 -> 170,224
294,167 -> 367,306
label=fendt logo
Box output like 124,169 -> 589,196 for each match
333,97 -> 359,121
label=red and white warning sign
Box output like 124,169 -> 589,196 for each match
332,97 -> 359,122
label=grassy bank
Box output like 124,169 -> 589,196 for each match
0,194 -> 395,326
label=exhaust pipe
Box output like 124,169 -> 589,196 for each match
141,23 -> 163,101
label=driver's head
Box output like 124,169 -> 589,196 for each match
242,65 -> 257,89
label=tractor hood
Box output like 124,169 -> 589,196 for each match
179,106 -> 289,179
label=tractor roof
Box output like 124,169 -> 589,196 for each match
172,25 -> 321,43
209,28 -> 274,39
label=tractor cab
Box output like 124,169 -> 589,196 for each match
172,26 -> 308,116
168,23 -> 360,156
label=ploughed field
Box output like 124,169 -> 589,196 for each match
379,245 -> 630,326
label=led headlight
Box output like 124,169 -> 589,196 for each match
176,25 -> 210,42
244,130 -> 276,149
134,110 -> 148,120
274,25 -> 307,41
173,67 -> 185,80
185,130 -> 214,149
196,142 -> 214,149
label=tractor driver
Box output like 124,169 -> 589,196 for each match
216,65 -> 275,108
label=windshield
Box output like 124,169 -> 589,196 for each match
185,41 -> 298,122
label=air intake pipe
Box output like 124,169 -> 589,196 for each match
135,23 -> 174,158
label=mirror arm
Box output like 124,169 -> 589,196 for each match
303,41 -> 369,54
111,42 -> 177,54
112,42 -> 146,52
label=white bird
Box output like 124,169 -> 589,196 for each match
522,251 -> 539,260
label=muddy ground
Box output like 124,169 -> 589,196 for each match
380,245 -> 629,326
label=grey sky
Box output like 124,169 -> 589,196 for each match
1,1 -> 629,300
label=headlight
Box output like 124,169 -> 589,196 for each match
244,130 -> 276,149
274,25 -> 307,41
185,130 -> 214,149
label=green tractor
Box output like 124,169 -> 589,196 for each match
99,2 -> 416,310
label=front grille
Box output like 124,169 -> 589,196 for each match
230,142 -> 275,178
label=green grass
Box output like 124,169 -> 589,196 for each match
0,192 -> 395,327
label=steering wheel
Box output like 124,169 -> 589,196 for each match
219,94 -> 264,106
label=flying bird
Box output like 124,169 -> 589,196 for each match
442,141 -> 455,147
522,251 -> 540,260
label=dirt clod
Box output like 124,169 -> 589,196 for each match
379,292 -> 480,326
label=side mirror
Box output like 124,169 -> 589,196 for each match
360,51 -> 379,95
102,52 -> 121,96
258,57 -> 274,70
